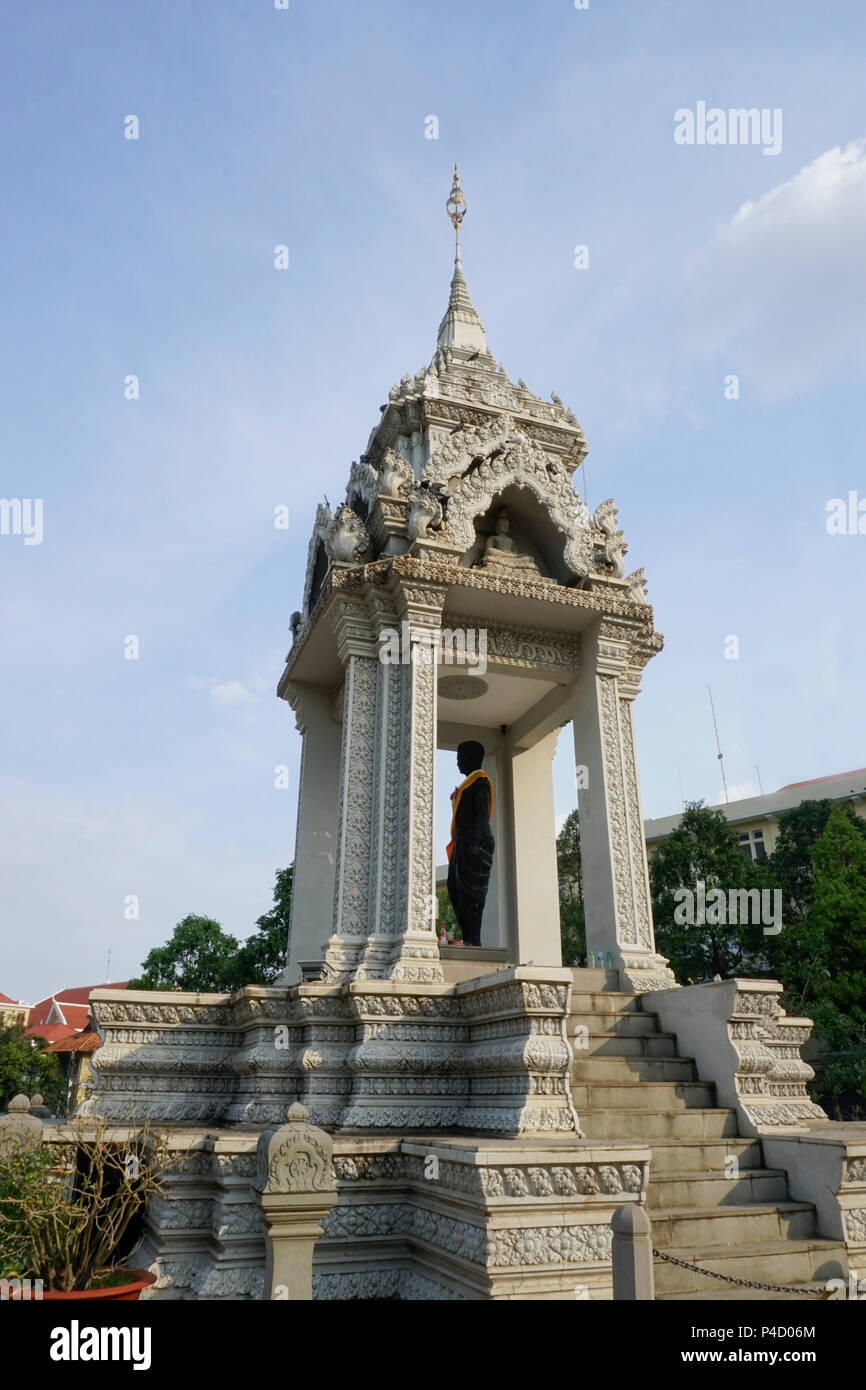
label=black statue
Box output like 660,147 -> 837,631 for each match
446,741 -> 495,947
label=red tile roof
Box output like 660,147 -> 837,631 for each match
0,991 -> 21,1005
779,769 -> 866,790
24,983 -> 128,1046
27,983 -> 128,1031
51,983 -> 128,1006
42,1030 -> 101,1054
28,1024 -> 79,1045
27,1001 -> 89,1030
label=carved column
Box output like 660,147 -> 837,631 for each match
356,591 -> 401,978
373,578 -> 446,981
283,682 -> 342,983
321,599 -> 379,983
571,618 -> 674,992
254,1104 -> 337,1301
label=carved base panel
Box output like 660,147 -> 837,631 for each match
108,1130 -> 649,1300
88,972 -> 579,1136
619,952 -> 678,995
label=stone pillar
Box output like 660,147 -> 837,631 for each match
492,739 -> 518,959
571,619 -> 674,993
356,591 -> 404,979
509,729 -> 562,966
480,748 -> 502,948
254,1103 -> 337,1301
283,683 -> 342,983
0,1095 -> 44,1156
365,579 -> 445,982
611,1204 -> 655,1300
321,599 -> 379,983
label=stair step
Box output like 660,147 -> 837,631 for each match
648,1169 -> 790,1209
569,992 -> 643,1015
573,1080 -> 716,1111
658,1282 -> 828,1301
575,1032 -> 678,1058
568,968 -> 620,990
569,1012 -> 661,1038
652,1202 -> 817,1249
653,1237 -> 846,1295
645,1138 -> 764,1174
572,1055 -> 697,1083
579,1108 -> 739,1140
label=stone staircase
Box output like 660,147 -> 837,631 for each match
568,970 -> 847,1300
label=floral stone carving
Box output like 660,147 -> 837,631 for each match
255,1103 -> 336,1195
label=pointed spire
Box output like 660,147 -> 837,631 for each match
437,165 -> 486,352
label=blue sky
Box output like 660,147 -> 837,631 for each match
2,0 -> 865,1000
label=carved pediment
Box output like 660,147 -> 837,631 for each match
430,439 -> 593,577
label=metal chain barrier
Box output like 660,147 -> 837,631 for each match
653,1248 -> 829,1298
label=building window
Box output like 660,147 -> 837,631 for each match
738,829 -> 766,862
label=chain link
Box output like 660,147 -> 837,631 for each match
652,1248 -> 828,1298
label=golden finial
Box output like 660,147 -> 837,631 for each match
446,163 -> 467,238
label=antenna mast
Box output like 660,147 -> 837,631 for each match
706,685 -> 728,804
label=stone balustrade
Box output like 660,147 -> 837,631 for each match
87,969 -> 580,1136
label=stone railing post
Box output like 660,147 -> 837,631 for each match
0,1095 -> 44,1156
611,1204 -> 655,1300
254,1103 -> 337,1301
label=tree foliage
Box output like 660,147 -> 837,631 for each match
129,915 -> 241,992
649,802 -> 770,982
769,798 -> 866,928
807,806 -> 866,1015
0,1024 -> 63,1112
129,869 -> 293,993
557,809 -> 586,966
233,867 -> 293,987
436,887 -> 457,934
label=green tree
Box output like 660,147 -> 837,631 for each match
0,1023 -> 63,1111
649,802 -> 770,982
769,798 -> 866,929
809,806 -> 866,1017
129,914 -> 241,992
806,998 -> 866,1109
768,802 -> 866,1015
436,887 -> 457,934
557,809 -> 586,966
233,867 -> 293,986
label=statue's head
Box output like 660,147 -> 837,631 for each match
457,740 -> 485,775
495,507 -> 510,534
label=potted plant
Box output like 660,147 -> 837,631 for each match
0,1116 -> 170,1300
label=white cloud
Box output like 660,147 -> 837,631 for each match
683,141 -> 866,401
720,780 -> 762,804
209,680 -> 257,707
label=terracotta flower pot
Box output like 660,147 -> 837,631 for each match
42,1269 -> 157,1302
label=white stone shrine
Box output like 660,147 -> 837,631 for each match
281,165 -> 673,996
81,172 -> 866,1300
